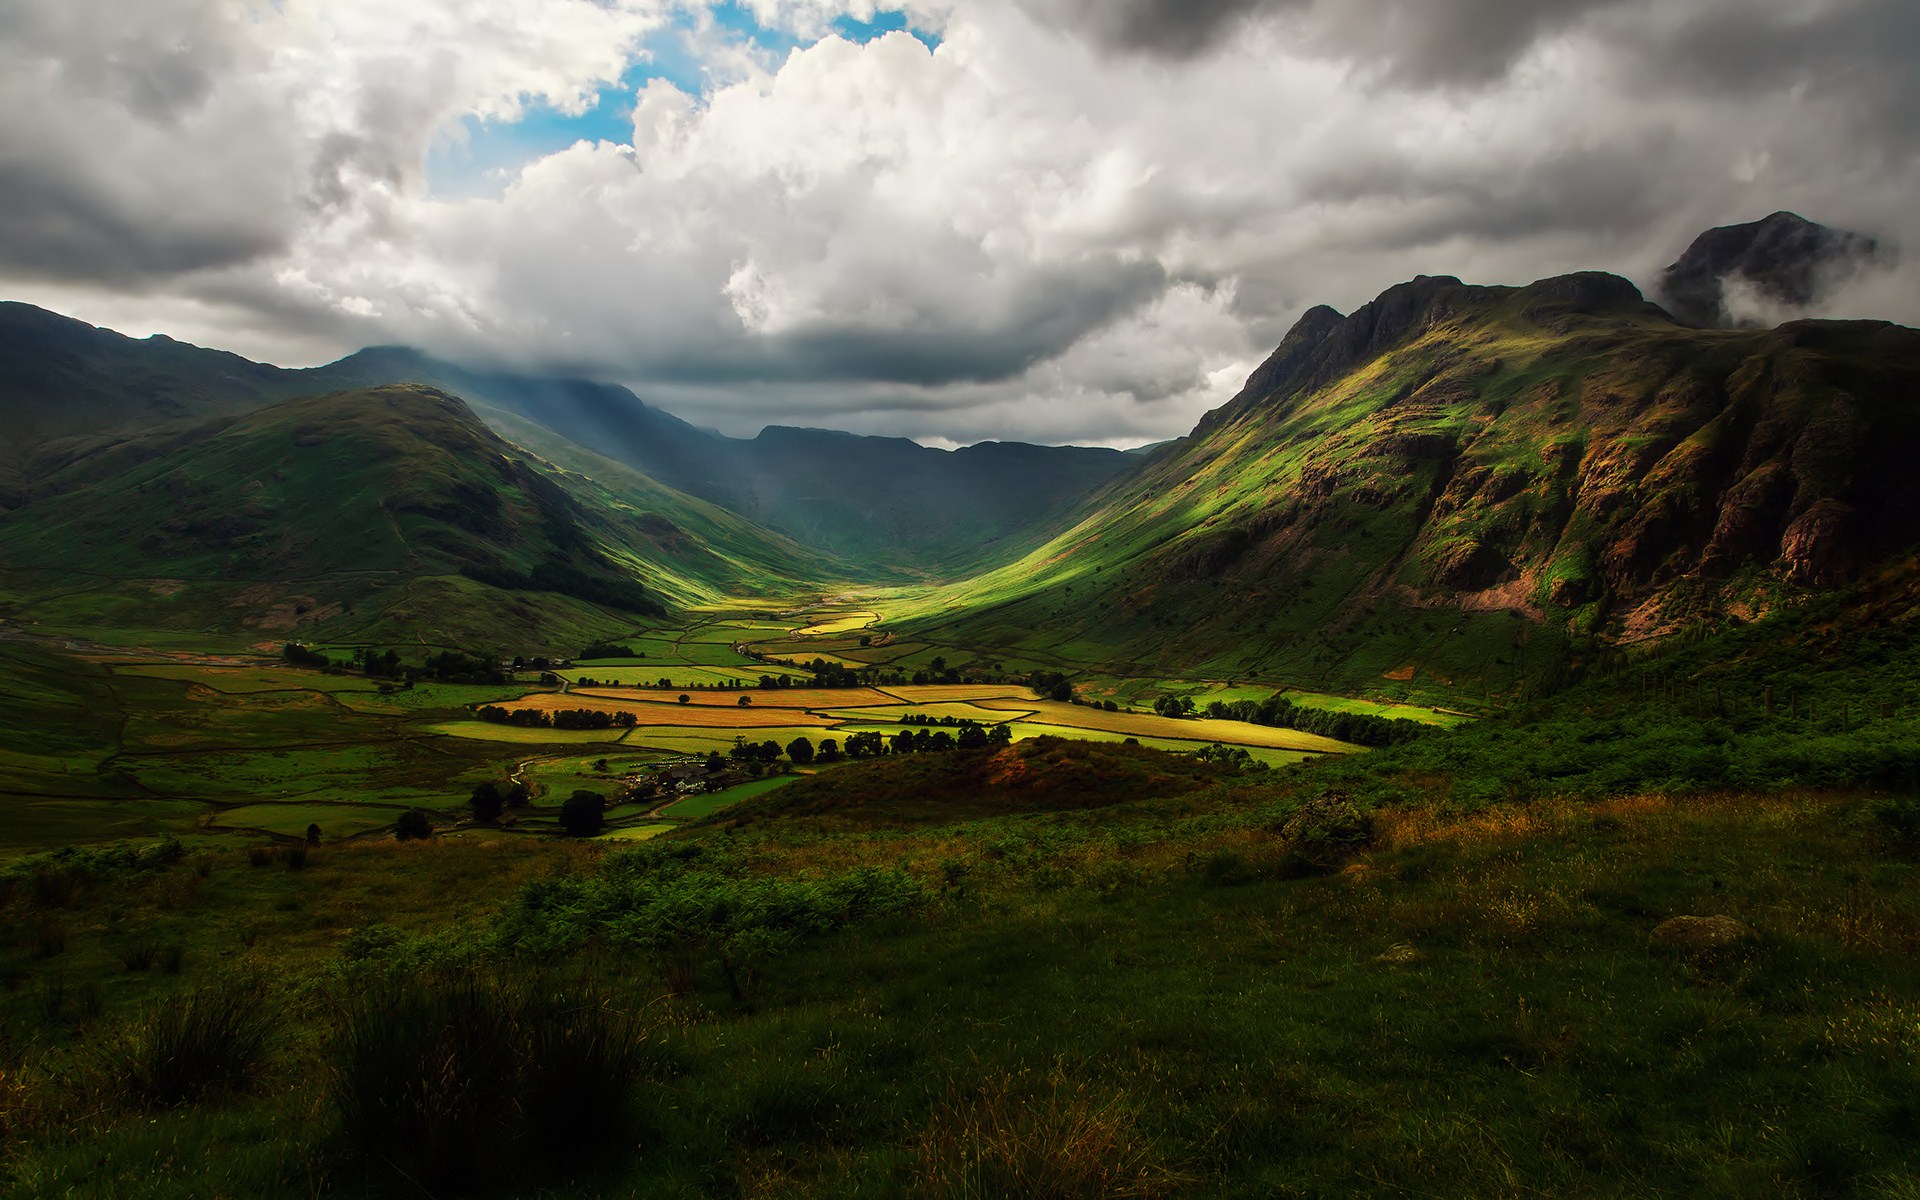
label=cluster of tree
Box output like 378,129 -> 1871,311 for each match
889,722 -> 1012,755
1027,670 -> 1076,702
578,642 -> 636,660
1194,742 -> 1269,772
1192,695 -> 1429,747
459,557 -> 661,616
468,780 -> 532,822
280,643 -> 507,685
909,656 -> 964,686
474,705 -> 638,730
727,739 -> 786,764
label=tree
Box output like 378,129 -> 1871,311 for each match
506,782 -> 531,808
737,694 -> 752,706
816,738 -> 841,763
394,809 -> 433,841
469,782 -> 505,823
559,790 -> 606,837
705,752 -> 726,774
786,736 -> 815,764
957,722 -> 987,750
305,823 -> 323,845
987,722 -> 1013,747
678,694 -> 691,705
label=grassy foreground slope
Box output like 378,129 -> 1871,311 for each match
2,732 -> 1917,1197
893,273 -> 1920,703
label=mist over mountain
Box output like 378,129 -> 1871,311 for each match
1659,211 -> 1895,329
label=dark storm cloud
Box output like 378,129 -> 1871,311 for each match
1018,0 -> 1294,59
644,259 -> 1172,388
1611,0 -> 1920,143
0,160 -> 284,283
1025,0 -> 1627,85
0,0 -> 297,283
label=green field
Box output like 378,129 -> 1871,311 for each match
0,608 -> 1403,859
660,773 -> 799,819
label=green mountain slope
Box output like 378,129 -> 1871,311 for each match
0,385 -> 790,648
308,347 -> 1134,575
0,303 -> 288,504
896,272 -> 1920,699
0,306 -> 1134,575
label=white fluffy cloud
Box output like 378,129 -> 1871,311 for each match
1,0 -> 1915,445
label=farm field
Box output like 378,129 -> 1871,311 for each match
0,598 -> 1416,857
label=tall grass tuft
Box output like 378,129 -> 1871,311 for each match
329,971 -> 649,1193
913,1067 -> 1181,1200
113,980 -> 274,1108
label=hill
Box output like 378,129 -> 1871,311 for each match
0,305 -> 1134,576
1660,210 -> 1889,328
725,736 -> 1232,828
0,385 -> 764,647
894,271 -> 1920,700
0,303 -> 290,506
309,346 -> 1134,575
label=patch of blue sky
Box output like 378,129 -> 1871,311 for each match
424,5 -> 935,199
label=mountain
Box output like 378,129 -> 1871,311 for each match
0,306 -> 1133,574
0,303 -> 291,505
0,385 -> 821,648
899,270 -> 1920,698
306,347 -> 1133,575
1659,211 -> 1889,328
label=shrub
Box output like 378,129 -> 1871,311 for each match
560,791 -> 607,838
330,972 -> 647,1192
913,1068 -> 1179,1199
394,809 -> 434,841
112,980 -> 274,1108
31,918 -> 66,960
121,938 -> 160,972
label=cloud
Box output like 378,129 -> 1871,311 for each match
0,0 -> 1915,448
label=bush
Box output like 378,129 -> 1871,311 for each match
330,972 -> 648,1193
112,980 -> 274,1108
121,938 -> 160,972
560,791 -> 607,838
394,809 -> 434,841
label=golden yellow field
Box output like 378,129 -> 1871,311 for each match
496,693 -> 837,728
976,699 -> 1356,752
819,702 -> 1027,724
791,611 -> 879,636
572,686 -> 900,710
879,684 -> 1039,703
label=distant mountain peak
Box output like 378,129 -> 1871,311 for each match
1659,211 -> 1890,328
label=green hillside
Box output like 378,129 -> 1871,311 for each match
0,385 -> 811,649
891,273 -> 1920,703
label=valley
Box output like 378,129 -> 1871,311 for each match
0,592 -> 1440,857
2,238 -> 1918,1198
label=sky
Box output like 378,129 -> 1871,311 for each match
1,0 -> 1916,448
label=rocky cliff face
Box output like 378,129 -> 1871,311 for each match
1659,211 -> 1889,328
953,268 -> 1920,671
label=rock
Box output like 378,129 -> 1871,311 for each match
1659,211 -> 1886,328
1375,942 -> 1426,965
1649,915 -> 1755,950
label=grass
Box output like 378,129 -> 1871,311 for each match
4,771 -> 1918,1197
658,774 -> 799,819
427,720 -> 635,745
